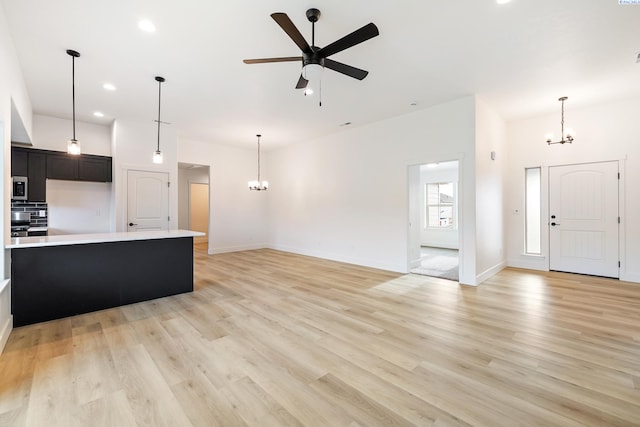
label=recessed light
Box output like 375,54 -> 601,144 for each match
103,83 -> 116,91
138,19 -> 156,33
410,101 -> 418,106
93,111 -> 104,117
496,0 -> 511,4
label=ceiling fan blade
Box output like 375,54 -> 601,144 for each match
243,56 -> 302,64
324,59 -> 369,80
271,13 -> 312,54
318,23 -> 379,58
295,74 -> 308,89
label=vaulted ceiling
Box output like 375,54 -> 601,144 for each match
3,0 -> 640,149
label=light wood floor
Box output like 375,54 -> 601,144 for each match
1,246 -> 640,426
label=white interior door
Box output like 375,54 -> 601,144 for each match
189,182 -> 209,244
127,170 -> 169,231
549,161 -> 619,278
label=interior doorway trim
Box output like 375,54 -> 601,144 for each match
407,154 -> 465,283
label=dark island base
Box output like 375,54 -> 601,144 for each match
11,237 -> 194,327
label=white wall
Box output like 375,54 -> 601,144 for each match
178,139 -> 268,254
267,96 -> 478,283
112,119 -> 178,232
31,114 -> 111,155
46,180 -> 112,235
475,98 -> 508,282
506,96 -> 640,282
420,164 -> 459,249
0,2 -> 33,351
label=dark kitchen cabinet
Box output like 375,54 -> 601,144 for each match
11,147 -> 46,201
46,153 -> 78,181
79,156 -> 112,182
10,147 -> 113,202
11,148 -> 28,177
27,151 -> 46,202
46,152 -> 112,183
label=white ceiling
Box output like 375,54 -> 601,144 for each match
3,0 -> 640,150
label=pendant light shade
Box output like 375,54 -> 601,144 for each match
66,49 -> 81,155
153,76 -> 166,164
248,134 -> 268,191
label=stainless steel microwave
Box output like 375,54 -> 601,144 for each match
12,176 -> 28,200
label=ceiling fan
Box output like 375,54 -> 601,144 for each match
243,8 -> 379,93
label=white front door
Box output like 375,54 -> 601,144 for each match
127,170 -> 169,231
549,161 -> 619,278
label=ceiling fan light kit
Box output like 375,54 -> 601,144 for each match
243,8 -> 379,101
546,96 -> 575,145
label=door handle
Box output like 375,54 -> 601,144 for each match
129,222 -> 138,227
551,222 -> 560,226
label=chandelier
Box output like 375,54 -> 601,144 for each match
545,96 -> 575,145
248,134 -> 269,191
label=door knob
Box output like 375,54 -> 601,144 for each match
551,222 -> 560,226
129,222 -> 138,226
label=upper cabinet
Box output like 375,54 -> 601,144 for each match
11,148 -> 28,177
11,147 -> 112,202
46,152 -> 112,182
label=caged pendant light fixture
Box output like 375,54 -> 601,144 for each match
66,49 -> 81,155
248,134 -> 269,191
545,96 -> 575,145
152,76 -> 167,164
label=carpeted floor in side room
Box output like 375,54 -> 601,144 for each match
411,246 -> 459,281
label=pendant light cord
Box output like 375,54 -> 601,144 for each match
560,98 -> 565,139
256,134 -> 261,182
157,79 -> 162,152
72,54 -> 76,141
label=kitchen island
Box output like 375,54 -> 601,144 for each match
7,230 -> 204,326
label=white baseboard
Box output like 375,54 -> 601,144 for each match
0,314 -> 12,354
0,279 -> 12,354
507,257 -> 548,271
476,260 -> 507,285
268,244 -> 406,273
208,243 -> 267,255
620,271 -> 640,284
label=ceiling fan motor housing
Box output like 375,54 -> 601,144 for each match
303,48 -> 324,67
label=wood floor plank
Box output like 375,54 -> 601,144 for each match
1,247 -> 640,426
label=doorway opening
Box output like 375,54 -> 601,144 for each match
178,163 -> 210,251
408,160 -> 460,281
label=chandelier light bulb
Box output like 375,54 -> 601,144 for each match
545,133 -> 554,143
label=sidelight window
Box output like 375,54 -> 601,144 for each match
525,167 -> 541,254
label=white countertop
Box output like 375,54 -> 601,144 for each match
7,229 -> 205,249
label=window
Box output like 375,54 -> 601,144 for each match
425,182 -> 455,228
525,167 -> 541,254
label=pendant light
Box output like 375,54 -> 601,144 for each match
66,49 -> 81,155
153,76 -> 166,164
545,96 -> 575,145
248,134 -> 268,191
